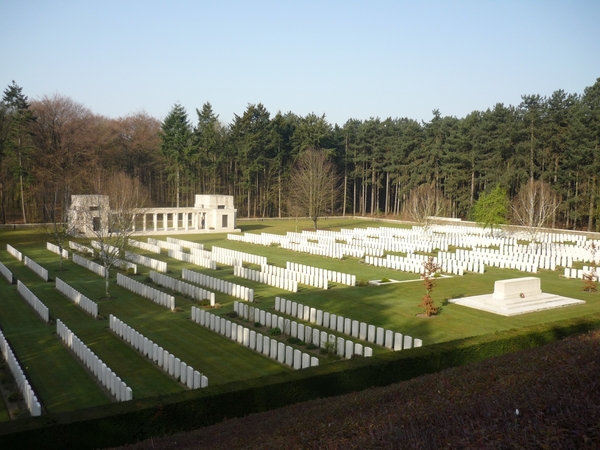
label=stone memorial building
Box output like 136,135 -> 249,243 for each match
69,194 -> 238,236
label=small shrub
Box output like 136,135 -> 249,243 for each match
225,311 -> 238,318
144,276 -> 152,283
268,327 -> 282,336
297,341 -> 306,346
212,303 -> 222,309
8,391 -> 22,402
173,307 -> 183,312
356,278 -> 370,287
287,337 -> 300,345
125,268 -> 135,276
306,343 -> 317,350
254,321 -> 262,327
380,277 -> 391,283
199,299 -> 211,307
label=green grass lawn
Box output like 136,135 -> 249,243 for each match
0,218 -> 598,420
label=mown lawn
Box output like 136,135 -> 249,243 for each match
0,218 -> 598,419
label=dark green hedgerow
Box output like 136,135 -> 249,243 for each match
1,313 -> 599,450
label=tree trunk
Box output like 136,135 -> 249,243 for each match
105,272 -> 111,298
19,151 -> 27,224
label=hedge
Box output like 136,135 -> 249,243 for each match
1,312 -> 599,449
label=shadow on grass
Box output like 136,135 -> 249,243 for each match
238,224 -> 270,232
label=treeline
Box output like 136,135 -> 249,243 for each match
1,78 -> 599,230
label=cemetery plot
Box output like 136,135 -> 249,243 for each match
0,330 -> 42,416
128,239 -> 161,253
125,251 -> 167,272
182,268 -> 254,302
117,273 -> 175,310
109,315 -> 207,389
6,244 -> 22,261
168,248 -> 217,269
56,320 -> 132,401
273,297 -> 419,351
17,281 -> 49,323
0,218 -> 598,420
24,256 -> 49,281
55,278 -> 99,318
192,307 -> 319,369
286,262 -> 356,286
232,301 -> 374,359
150,271 -> 216,305
46,242 -> 69,259
166,236 -> 204,251
0,284 -> 111,413
69,240 -> 94,256
234,265 -> 299,292
0,260 -> 13,283
72,253 -> 106,277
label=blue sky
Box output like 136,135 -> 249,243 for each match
1,1 -> 599,126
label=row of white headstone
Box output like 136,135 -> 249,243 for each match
182,268 -> 254,302
116,273 -> 175,310
125,251 -> 167,273
280,240 -> 345,259
128,239 -> 161,254
148,237 -> 183,253
24,256 -> 49,281
46,242 -> 69,259
212,246 -> 268,266
0,330 -> 42,416
113,257 -> 138,274
109,315 -> 207,389
72,253 -> 106,277
233,266 -> 299,292
261,264 -> 326,289
150,271 -> 215,305
69,241 -> 94,256
191,306 -> 319,369
274,296 -> 421,351
0,260 -> 13,283
563,266 -> 599,281
6,243 -> 23,261
168,249 -> 217,270
91,240 -> 118,255
227,232 -> 285,246
444,249 -> 560,272
190,247 -> 214,260
232,301 -> 374,359
285,262 -> 356,287
55,278 -> 99,318
17,280 -> 49,323
56,319 -> 131,401
167,236 -> 204,250
365,254 -> 469,276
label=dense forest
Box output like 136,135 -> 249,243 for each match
0,78 -> 599,231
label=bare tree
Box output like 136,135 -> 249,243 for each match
403,182 -> 449,230
511,180 -> 560,240
73,172 -> 148,298
287,148 -> 340,230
